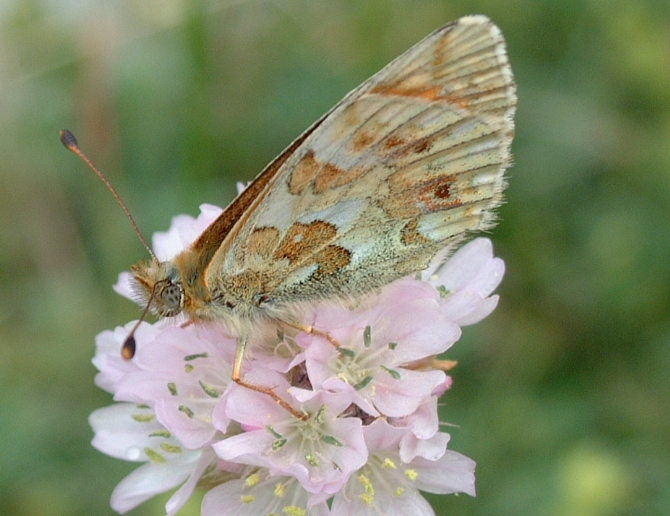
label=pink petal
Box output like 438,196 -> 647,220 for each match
434,238 -> 495,292
441,291 -> 500,326
213,430 -> 275,465
152,205 -> 223,261
223,373 -> 292,428
468,256 -> 505,296
390,396 -> 440,439
155,398 -> 219,449
399,431 -> 450,463
374,368 -> 445,417
413,450 -> 476,496
361,418 -> 405,452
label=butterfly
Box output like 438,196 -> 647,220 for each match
64,15 -> 515,409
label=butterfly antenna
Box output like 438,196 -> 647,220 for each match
120,283 -> 160,360
59,129 -> 156,260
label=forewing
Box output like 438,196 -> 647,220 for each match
209,15 -> 516,304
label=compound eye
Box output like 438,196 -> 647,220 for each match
159,282 -> 184,316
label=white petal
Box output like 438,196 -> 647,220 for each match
89,404 -> 162,460
110,451 -> 200,513
165,449 -> 217,516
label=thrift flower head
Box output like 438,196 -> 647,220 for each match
90,204 -> 504,515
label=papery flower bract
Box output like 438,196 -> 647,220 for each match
90,205 -> 504,515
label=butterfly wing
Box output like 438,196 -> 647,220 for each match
206,15 -> 516,309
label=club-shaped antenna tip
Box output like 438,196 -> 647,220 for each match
59,129 -> 78,151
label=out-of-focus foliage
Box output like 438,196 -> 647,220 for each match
1,1 -> 669,515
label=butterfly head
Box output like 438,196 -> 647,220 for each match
131,259 -> 186,318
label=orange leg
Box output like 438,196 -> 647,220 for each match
287,322 -> 341,348
232,334 -> 307,420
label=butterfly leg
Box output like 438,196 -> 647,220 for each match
232,335 -> 307,420
287,322 -> 341,348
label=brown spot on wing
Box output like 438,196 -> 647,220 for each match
288,151 -> 320,195
417,175 -> 462,211
311,245 -> 351,277
412,138 -> 433,154
353,130 -> 375,152
310,157 -> 368,194
401,218 -> 432,246
331,165 -> 368,192
382,171 -> 462,218
434,182 -> 452,199
288,149 -> 371,196
379,191 -> 423,219
384,134 -> 406,149
442,93 -> 474,111
246,227 -> 281,260
224,270 -> 263,304
313,162 -> 347,194
274,221 -> 338,263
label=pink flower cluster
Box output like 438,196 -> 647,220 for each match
90,204 -> 504,515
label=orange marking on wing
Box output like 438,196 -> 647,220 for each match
411,138 -> 434,154
384,134 -> 406,149
288,151 -> 320,195
273,221 -> 338,263
383,170 -> 463,219
311,245 -> 351,277
431,32 -> 452,68
313,162 -> 347,194
225,270 -> 263,304
246,226 -> 281,260
442,93 -> 473,110
379,191 -> 423,219
372,76 -> 476,111
352,130 -> 375,152
434,182 -> 452,199
382,170 -> 424,218
417,175 -> 462,211
371,84 -> 443,102
401,218 -> 432,246
334,166 -> 368,192
460,186 -> 481,198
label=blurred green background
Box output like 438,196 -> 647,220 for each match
1,0 -> 669,514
